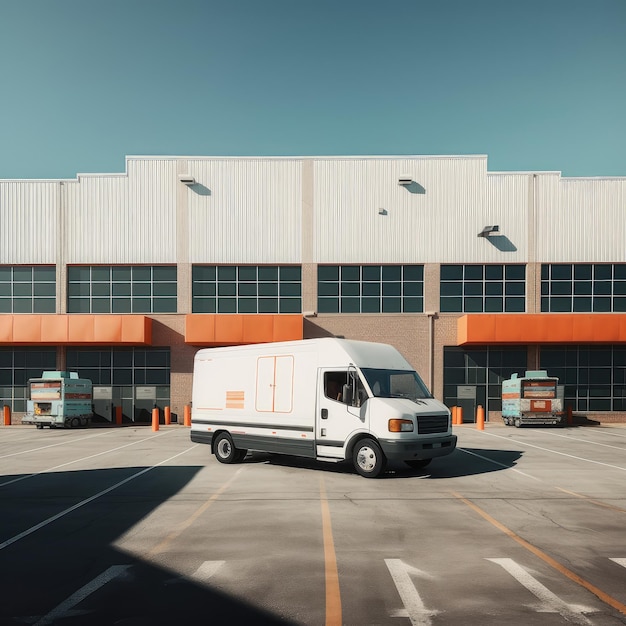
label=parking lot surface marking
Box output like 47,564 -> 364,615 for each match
0,431 -> 172,487
478,430 -> 626,472
147,465 -> 244,557
487,558 -> 594,624
453,491 -> 626,615
457,447 -> 540,480
555,487 -> 626,514
0,430 -> 113,459
385,558 -> 437,626
320,477 -> 341,626
0,445 -> 197,551
33,565 -> 130,626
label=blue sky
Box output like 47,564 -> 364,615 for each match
1,0 -> 624,179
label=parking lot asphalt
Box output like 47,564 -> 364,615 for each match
1,422 -> 625,625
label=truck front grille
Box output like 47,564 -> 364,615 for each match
417,414 -> 448,434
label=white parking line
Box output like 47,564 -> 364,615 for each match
0,445 -> 198,551
0,431 -> 173,487
610,558 -> 626,568
0,430 -> 114,459
478,431 -> 626,471
458,448 -> 541,480
487,558 -> 594,625
541,430 -> 626,450
385,558 -> 438,625
33,565 -> 131,626
190,560 -> 225,582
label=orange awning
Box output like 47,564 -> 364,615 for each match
458,314 -> 626,345
185,314 -> 303,346
0,315 -> 152,346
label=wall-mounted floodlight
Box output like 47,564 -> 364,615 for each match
303,310 -> 317,318
378,208 -> 387,215
178,175 -> 196,185
478,225 -> 499,238
398,175 -> 413,186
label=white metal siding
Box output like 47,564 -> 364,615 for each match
313,156 -> 528,264
0,182 -> 58,264
536,177 -> 626,262
186,159 -> 301,263
1,156 -> 625,270
64,159 -> 177,264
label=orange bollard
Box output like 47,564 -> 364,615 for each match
457,406 -> 463,425
184,404 -> 191,427
164,406 -> 171,425
3,405 -> 11,426
567,405 -> 573,425
453,406 -> 459,425
152,407 -> 159,432
115,405 -> 122,426
476,405 -> 485,430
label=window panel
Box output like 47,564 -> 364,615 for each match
341,297 -> 360,313
381,297 -> 401,313
152,266 -> 176,281
238,266 -> 257,281
318,265 -> 339,281
382,265 -> 401,281
362,266 -> 381,281
441,265 -> 463,281
403,265 -> 423,281
279,266 -> 301,281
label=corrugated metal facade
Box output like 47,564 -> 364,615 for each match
185,158 -> 302,263
1,156 -> 624,265
0,182 -> 59,264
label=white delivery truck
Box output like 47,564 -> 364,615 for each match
22,371 -> 93,429
190,338 -> 456,478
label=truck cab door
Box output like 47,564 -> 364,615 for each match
316,368 -> 368,459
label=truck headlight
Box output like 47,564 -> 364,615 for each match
388,419 -> 414,432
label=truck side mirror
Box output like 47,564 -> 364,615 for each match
342,384 -> 353,405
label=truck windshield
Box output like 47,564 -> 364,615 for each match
360,368 -> 432,401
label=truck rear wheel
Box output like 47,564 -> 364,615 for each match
514,417 -> 521,428
352,438 -> 386,478
214,432 -> 242,464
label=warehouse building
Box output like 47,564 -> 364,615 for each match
1,155 -> 625,423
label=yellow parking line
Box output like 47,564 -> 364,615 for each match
452,491 -> 626,615
148,467 -> 244,557
320,477 -> 342,625
556,487 -> 626,514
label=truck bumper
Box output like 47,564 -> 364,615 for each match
379,434 -> 457,461
21,414 -> 63,427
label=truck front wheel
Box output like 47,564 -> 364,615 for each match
214,433 -> 242,464
352,438 -> 386,478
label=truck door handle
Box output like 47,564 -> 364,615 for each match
321,408 -> 328,419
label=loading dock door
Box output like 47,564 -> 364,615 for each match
457,385 -> 476,423
93,386 -> 112,422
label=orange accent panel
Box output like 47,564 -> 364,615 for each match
94,316 -> 123,342
243,315 -> 274,343
458,314 -> 626,345
0,316 -> 12,342
215,315 -> 245,344
121,316 -> 152,344
186,315 -> 216,344
273,315 -> 304,342
0,315 -> 151,345
13,316 -> 41,342
41,315 -> 69,343
68,316 -> 95,343
185,314 -> 303,346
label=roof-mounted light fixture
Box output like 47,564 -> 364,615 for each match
178,175 -> 196,185
478,225 -> 499,238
